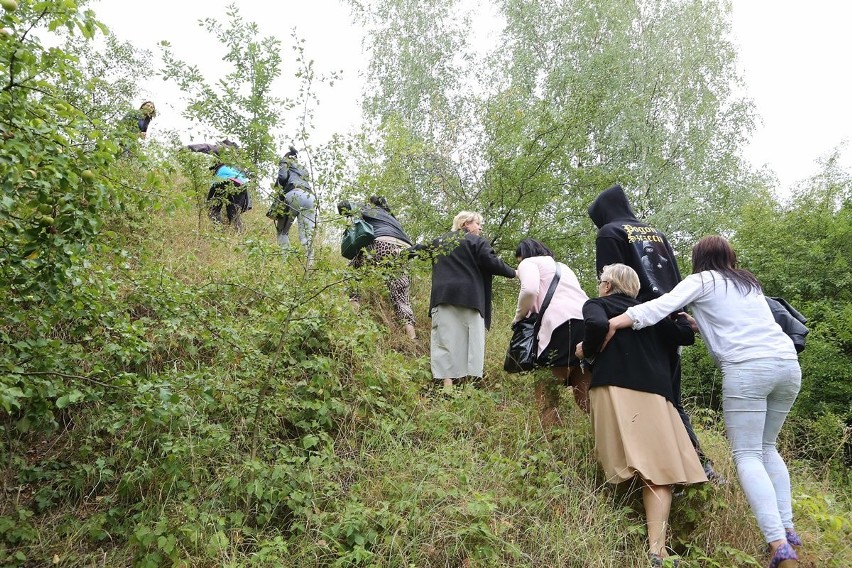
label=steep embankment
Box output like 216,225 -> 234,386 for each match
2,188 -> 849,567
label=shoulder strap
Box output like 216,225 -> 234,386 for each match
534,261 -> 562,333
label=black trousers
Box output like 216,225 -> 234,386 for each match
671,357 -> 707,462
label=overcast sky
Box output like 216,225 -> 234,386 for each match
93,0 -> 851,196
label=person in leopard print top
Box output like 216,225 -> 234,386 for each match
338,196 -> 417,340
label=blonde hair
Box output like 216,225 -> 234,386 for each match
452,211 -> 482,232
600,263 -> 640,298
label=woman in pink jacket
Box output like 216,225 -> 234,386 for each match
513,239 -> 590,424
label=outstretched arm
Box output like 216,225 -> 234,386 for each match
407,234 -> 451,261
513,261 -> 539,324
474,238 -> 516,279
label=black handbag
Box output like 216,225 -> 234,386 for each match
504,263 -> 562,373
341,218 -> 375,260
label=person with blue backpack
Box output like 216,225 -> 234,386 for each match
187,140 -> 250,231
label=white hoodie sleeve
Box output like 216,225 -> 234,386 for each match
626,273 -> 706,329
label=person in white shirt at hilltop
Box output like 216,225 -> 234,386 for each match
607,235 -> 802,568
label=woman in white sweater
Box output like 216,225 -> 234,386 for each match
513,239 -> 590,424
608,235 -> 801,568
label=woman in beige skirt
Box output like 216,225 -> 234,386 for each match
577,264 -> 707,566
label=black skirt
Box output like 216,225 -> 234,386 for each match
537,318 -> 584,368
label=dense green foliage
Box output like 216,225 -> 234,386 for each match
1,1 -> 850,567
160,3 -> 286,179
345,0 -> 757,262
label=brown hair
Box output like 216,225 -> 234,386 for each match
139,101 -> 156,117
691,235 -> 761,294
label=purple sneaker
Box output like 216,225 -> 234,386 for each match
649,553 -> 681,567
768,542 -> 798,568
785,527 -> 802,547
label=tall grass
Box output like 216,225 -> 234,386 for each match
2,181 -> 850,567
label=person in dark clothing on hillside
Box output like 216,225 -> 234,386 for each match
133,101 -> 156,138
338,196 -> 417,340
587,183 -> 723,483
577,263 -> 706,567
187,140 -> 250,231
187,139 -> 238,156
409,211 -> 516,388
117,101 -> 156,156
267,146 -> 315,262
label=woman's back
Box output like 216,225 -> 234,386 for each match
677,272 -> 796,365
361,205 -> 411,244
515,256 -> 587,322
584,294 -> 693,404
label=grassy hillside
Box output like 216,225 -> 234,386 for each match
1,176 -> 850,568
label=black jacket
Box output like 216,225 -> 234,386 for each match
187,142 -> 237,156
353,203 -> 412,244
583,294 -> 694,403
588,184 -> 681,301
276,157 -> 312,194
138,115 -> 152,133
766,297 -> 808,353
411,231 -> 515,329
121,111 -> 151,134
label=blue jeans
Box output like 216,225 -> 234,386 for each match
721,357 -> 801,543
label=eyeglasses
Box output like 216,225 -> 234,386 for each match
597,278 -> 610,285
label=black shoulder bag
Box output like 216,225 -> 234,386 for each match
503,262 -> 562,373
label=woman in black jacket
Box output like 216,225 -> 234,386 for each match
339,196 -> 417,340
268,146 -> 316,262
135,101 -> 156,138
577,263 -> 705,567
410,211 -> 516,387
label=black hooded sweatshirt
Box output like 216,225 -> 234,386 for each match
587,184 -> 681,301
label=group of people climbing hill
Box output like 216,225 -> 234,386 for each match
184,139 -> 315,255
134,106 -> 802,567
129,101 -> 314,254
347,184 -> 802,568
